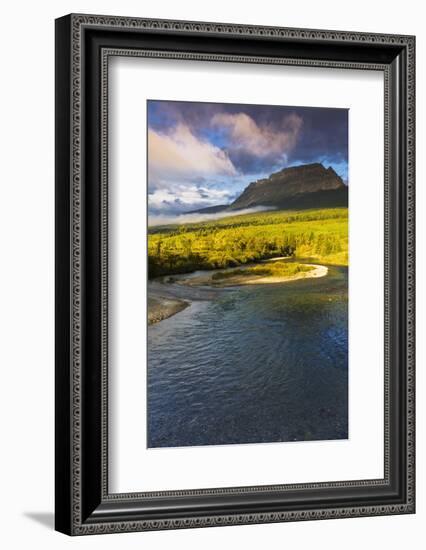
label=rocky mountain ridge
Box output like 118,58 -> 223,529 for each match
188,163 -> 348,214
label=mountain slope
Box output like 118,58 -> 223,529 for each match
189,163 -> 348,214
229,163 -> 347,211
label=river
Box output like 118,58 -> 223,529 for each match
147,265 -> 348,448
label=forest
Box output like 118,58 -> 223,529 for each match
148,207 -> 348,279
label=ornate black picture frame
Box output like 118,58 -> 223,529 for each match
55,14 -> 415,535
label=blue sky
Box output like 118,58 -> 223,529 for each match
147,100 -> 348,216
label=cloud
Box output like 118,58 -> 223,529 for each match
148,206 -> 275,227
146,102 -> 348,216
148,123 -> 237,181
147,123 -> 240,215
211,112 -> 303,158
148,183 -> 233,215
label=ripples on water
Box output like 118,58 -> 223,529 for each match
148,267 -> 348,447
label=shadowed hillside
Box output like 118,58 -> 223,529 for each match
188,163 -> 348,214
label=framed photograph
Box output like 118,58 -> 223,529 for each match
55,14 -> 415,535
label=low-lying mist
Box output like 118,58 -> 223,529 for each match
148,206 -> 274,227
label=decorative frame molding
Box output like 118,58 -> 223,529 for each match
55,14 -> 415,535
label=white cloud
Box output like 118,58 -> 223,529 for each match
148,124 -> 238,214
211,112 -> 302,158
148,183 -> 232,214
148,124 -> 236,181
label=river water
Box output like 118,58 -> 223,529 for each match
147,266 -> 348,448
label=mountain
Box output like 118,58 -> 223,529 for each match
229,163 -> 347,210
189,163 -> 348,214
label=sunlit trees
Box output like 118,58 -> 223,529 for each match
148,207 -> 348,278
